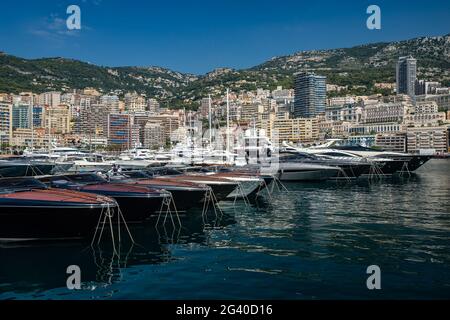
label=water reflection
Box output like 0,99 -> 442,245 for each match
0,160 -> 449,299
0,210 -> 237,298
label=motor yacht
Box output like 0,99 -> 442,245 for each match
106,170 -> 211,212
0,177 -> 117,241
282,141 -> 407,175
61,154 -> 113,172
38,173 -> 171,223
139,167 -> 239,201
180,166 -> 273,200
0,158 -> 56,177
328,145 -> 431,172
277,152 -> 372,178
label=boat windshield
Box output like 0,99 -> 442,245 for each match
145,168 -> 182,176
0,178 -> 47,192
65,174 -> 107,184
333,145 -> 378,152
184,167 -> 211,173
279,152 -> 318,162
122,171 -> 152,179
0,156 -> 25,161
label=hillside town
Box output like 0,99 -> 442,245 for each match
0,55 -> 449,155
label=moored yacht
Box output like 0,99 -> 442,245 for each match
0,177 -> 117,241
277,152 -> 372,178
283,141 -> 408,175
141,168 -> 239,201
0,158 -> 56,177
61,154 -> 113,172
38,173 -> 171,222
328,145 -> 431,172
106,170 -> 211,211
180,166 -> 273,200
276,162 -> 343,181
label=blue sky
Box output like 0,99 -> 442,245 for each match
0,0 -> 449,74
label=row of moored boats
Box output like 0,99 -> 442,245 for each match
0,141 -> 431,241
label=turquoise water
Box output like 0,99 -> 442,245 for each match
1,159 -> 449,299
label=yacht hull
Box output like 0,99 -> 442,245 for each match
39,177 -> 171,223
377,160 -> 405,175
162,176 -> 238,201
150,188 -> 206,211
406,156 -> 432,172
0,162 -> 55,177
0,205 -> 107,241
335,164 -> 372,178
279,168 -> 340,181
67,188 -> 169,223
112,195 -> 169,221
197,183 -> 236,201
127,180 -> 209,211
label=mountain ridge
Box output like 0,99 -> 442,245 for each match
1,33 -> 449,108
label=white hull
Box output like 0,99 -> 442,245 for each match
69,161 -> 113,172
113,160 -> 162,169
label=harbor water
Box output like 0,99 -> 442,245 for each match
0,159 -> 449,299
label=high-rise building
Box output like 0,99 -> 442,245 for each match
415,79 -> 426,96
61,92 -> 76,105
147,114 -> 180,142
33,106 -> 44,128
133,112 -> 152,145
12,103 -> 32,129
75,94 -> 96,110
147,98 -> 160,114
241,103 -> 260,122
0,102 -> 12,145
100,95 -> 120,114
43,105 -> 71,134
200,98 -> 211,118
293,72 -> 326,118
143,121 -> 165,148
107,113 -> 139,149
396,56 -> 417,97
416,81 -> 449,96
39,91 -> 61,108
124,93 -> 146,113
77,104 -> 109,137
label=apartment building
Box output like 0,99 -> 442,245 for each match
143,121 -> 165,149
43,104 -> 71,135
406,126 -> 449,154
124,93 -> 146,113
107,113 -> 140,149
375,133 -> 407,153
0,102 -> 12,146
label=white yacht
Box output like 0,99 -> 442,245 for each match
119,147 -> 154,160
114,147 -> 164,169
62,154 -> 113,172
